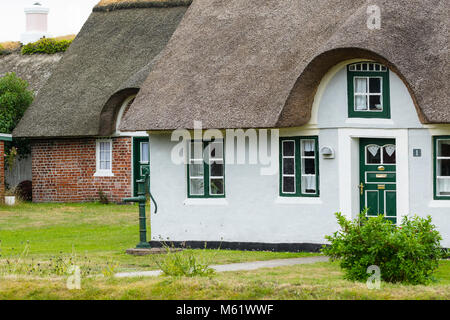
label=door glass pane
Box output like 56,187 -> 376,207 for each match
355,95 -> 367,110
366,145 -> 381,164
383,145 -> 396,164
282,176 -> 295,193
189,161 -> 204,177
283,158 -> 295,175
301,176 -> 316,194
189,178 -> 204,195
210,178 -> 224,195
282,140 -> 295,157
369,78 -> 381,93
210,161 -> 224,177
369,95 -> 382,111
140,142 -> 149,163
437,178 -> 450,196
438,140 -> 450,157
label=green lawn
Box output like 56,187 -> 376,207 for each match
0,202 -> 316,274
0,202 -> 449,300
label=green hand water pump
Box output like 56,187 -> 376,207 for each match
123,167 -> 157,249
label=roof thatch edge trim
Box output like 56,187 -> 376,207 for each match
93,0 -> 192,12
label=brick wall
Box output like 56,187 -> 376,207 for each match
0,141 -> 4,203
32,137 -> 132,203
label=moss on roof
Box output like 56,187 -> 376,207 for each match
94,0 -> 192,11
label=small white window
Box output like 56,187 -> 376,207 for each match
94,139 -> 114,177
140,142 -> 149,163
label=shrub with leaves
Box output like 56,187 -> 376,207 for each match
0,73 -> 33,160
322,211 -> 444,285
21,38 -> 72,55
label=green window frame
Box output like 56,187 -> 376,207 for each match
347,62 -> 390,119
433,136 -> 450,200
187,139 -> 225,198
279,136 -> 319,197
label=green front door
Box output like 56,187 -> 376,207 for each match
133,137 -> 150,196
359,138 -> 397,223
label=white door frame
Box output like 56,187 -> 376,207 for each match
338,128 -> 409,223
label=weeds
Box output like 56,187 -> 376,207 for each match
155,243 -> 215,277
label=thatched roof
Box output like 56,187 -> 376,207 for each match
120,0 -> 449,131
14,3 -> 188,138
0,53 -> 62,94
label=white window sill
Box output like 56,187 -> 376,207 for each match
183,198 -> 228,206
428,200 -> 450,208
94,171 -> 114,177
275,197 -> 322,205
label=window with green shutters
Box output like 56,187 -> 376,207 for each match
279,136 -> 319,197
187,139 -> 225,198
434,136 -> 450,200
347,62 -> 391,119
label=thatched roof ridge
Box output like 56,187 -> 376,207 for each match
14,6 -> 187,138
94,0 -> 192,12
120,0 -> 449,131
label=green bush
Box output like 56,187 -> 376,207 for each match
0,72 -> 33,160
322,211 -> 444,285
21,38 -> 72,55
0,72 -> 33,133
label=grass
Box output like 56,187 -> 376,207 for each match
0,203 -> 316,275
0,202 -> 448,300
0,261 -> 449,300
0,41 -> 21,53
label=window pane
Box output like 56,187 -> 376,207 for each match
437,178 -> 450,196
303,158 -> 316,175
438,140 -> 450,157
354,78 -> 367,93
282,176 -> 295,193
383,145 -> 396,164
301,140 -> 315,157
301,176 -> 316,194
189,162 -> 204,177
366,145 -> 381,164
283,158 -> 295,175
210,161 -> 224,177
140,142 -> 149,163
369,95 -> 382,111
369,78 -> 381,93
210,141 -> 223,159
100,142 -> 110,152
190,142 -> 203,160
282,141 -> 295,157
438,159 -> 450,176
210,178 -> 224,195
190,178 -> 204,195
355,95 -> 367,111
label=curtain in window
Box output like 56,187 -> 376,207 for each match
437,178 -> 450,195
302,176 -> 316,193
302,140 -> 315,154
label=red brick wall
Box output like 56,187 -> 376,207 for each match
0,141 -> 4,203
31,137 -> 132,203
